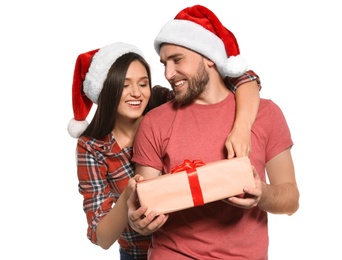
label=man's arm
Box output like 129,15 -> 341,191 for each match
259,148 -> 300,215
227,149 -> 300,216
136,163 -> 161,180
127,164 -> 168,235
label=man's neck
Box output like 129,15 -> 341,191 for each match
194,79 -> 231,105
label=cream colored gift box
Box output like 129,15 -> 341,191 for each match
136,156 -> 255,215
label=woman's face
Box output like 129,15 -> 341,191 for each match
117,60 -> 151,120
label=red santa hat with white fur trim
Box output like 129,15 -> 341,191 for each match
67,42 -> 144,138
154,5 -> 247,78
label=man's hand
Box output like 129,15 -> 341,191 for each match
127,179 -> 168,235
222,166 -> 262,208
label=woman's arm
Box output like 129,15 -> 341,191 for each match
96,178 -> 137,249
77,139 -> 133,250
224,70 -> 261,158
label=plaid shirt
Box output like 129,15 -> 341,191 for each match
225,70 -> 261,93
77,134 -> 150,259
75,70 -> 260,259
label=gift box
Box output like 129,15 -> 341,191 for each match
136,156 -> 255,215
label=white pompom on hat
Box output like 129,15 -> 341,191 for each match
67,42 -> 144,138
154,5 -> 247,78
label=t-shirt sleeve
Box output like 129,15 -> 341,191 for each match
132,114 -> 164,171
265,101 -> 293,162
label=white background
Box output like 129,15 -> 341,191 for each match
1,0 -> 341,259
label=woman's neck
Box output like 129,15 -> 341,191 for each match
112,117 -> 143,149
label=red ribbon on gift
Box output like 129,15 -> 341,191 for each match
171,159 -> 206,207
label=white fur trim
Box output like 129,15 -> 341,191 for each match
224,55 -> 248,77
83,42 -> 144,104
67,118 -> 89,138
154,20 -> 247,77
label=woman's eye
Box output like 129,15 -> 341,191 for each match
139,80 -> 149,87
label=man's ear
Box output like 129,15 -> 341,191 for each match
205,57 -> 215,68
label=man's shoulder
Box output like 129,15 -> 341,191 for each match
146,100 -> 177,117
140,101 -> 179,132
258,98 -> 287,123
259,98 -> 279,110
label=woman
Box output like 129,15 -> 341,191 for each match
67,42 -> 261,259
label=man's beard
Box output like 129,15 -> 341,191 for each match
174,61 -> 209,105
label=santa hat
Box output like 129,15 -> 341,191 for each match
154,5 -> 247,78
67,42 -> 144,138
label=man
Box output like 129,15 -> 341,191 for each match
128,5 -> 299,259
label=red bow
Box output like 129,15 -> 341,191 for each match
171,160 -> 206,207
171,159 -> 206,173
